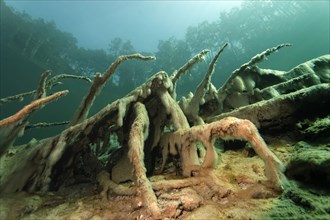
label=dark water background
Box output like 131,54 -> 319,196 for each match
1,1 -> 329,144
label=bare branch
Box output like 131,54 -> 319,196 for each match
218,43 -> 292,97
180,43 -> 228,125
46,74 -> 92,90
0,73 -> 92,105
70,53 -> 155,126
26,121 -> 70,130
35,70 -> 51,99
0,90 -> 69,127
0,91 -> 35,105
171,49 -> 210,85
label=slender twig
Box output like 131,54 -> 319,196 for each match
46,74 -> 92,90
0,91 -> 35,105
26,121 -> 70,130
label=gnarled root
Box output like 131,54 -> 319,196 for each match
127,102 -> 161,218
97,171 -> 136,199
209,117 -> 288,191
160,117 -> 287,191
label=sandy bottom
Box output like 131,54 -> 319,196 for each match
1,140 -> 329,220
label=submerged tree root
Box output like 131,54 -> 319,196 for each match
160,117 -> 287,191
127,102 -> 162,218
2,45 -> 326,219
97,165 -> 281,219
